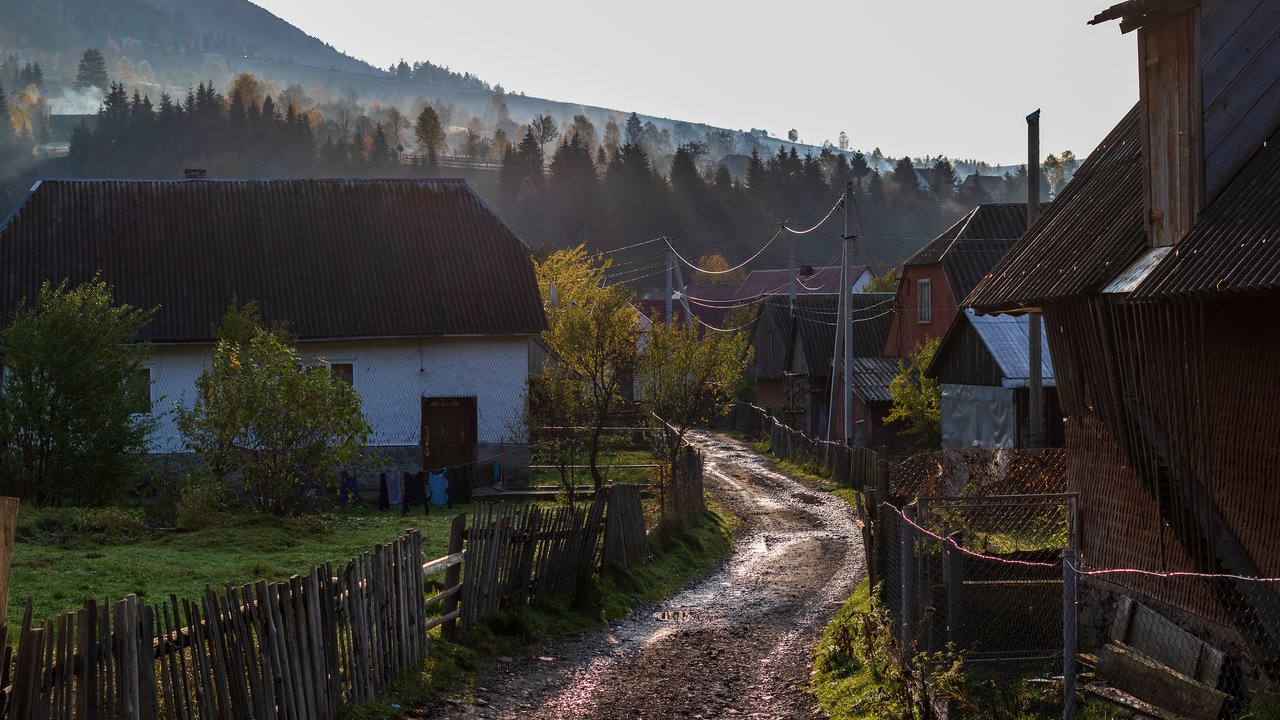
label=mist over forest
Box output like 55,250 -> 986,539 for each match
0,0 -> 1081,287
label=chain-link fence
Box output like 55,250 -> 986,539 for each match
880,495 -> 1075,663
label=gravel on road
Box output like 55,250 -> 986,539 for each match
418,431 -> 867,720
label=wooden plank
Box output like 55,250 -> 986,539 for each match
421,553 -> 464,578
0,498 -> 19,633
443,514 -> 465,639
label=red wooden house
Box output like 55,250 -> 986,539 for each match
882,203 -> 1038,358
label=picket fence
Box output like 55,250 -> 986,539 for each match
0,481 -> 661,719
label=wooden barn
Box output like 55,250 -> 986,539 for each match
747,293 -> 902,447
925,309 -> 1063,449
968,0 -> 1280,706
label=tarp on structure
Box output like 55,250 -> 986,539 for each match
941,383 -> 1015,449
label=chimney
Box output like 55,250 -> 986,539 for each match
184,168 -> 207,179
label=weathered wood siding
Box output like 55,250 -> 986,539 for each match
1200,0 -> 1280,200
1139,9 -> 1201,247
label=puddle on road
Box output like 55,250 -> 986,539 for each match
653,610 -> 691,622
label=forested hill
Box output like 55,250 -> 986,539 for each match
0,0 -> 376,76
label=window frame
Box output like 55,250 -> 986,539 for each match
917,279 -> 933,324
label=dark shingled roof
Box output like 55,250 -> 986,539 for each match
1130,123 -> 1280,300
0,178 -> 547,343
789,293 -> 895,377
905,203 -> 1038,302
967,105 -> 1146,311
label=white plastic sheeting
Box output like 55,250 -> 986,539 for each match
941,383 -> 1016,449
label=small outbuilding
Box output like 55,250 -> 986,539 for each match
925,310 -> 1062,449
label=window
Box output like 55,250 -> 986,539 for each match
127,367 -> 152,414
917,279 -> 932,324
330,362 -> 354,386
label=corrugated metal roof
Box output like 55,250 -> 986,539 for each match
733,265 -> 868,302
787,292 -> 894,377
905,203 -> 1037,301
965,310 -> 1056,387
1130,125 -> 1280,300
0,178 -> 547,343
850,356 -> 899,404
967,105 -> 1146,312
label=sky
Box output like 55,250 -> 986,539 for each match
251,0 -> 1138,166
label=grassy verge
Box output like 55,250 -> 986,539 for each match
341,501 -> 737,718
11,503 -> 471,629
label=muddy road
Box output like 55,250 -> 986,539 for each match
422,432 -> 866,720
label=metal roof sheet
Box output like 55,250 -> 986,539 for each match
905,203 -> 1037,301
967,105 -> 1146,312
1130,124 -> 1280,300
965,310 -> 1056,387
0,178 -> 547,342
733,265 -> 868,302
850,356 -> 899,404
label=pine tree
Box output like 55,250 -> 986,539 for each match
624,112 -> 643,146
413,105 -> 445,159
75,49 -> 109,90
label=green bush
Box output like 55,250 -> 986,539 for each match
175,472 -> 236,530
18,506 -> 149,546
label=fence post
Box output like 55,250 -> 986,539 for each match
899,504 -> 917,654
0,497 -> 17,630
442,513 -> 466,639
865,488 -> 879,589
943,524 -> 964,650
1063,547 -> 1078,720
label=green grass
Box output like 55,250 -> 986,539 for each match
11,503 -> 472,629
341,502 -> 736,718
529,432 -> 661,486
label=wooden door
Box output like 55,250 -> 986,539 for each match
421,397 -> 477,472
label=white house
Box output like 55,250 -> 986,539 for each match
0,178 -> 547,486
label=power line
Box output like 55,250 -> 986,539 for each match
599,236 -> 666,255
666,228 -> 784,275
782,196 -> 844,235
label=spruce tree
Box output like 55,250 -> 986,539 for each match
75,49 -> 110,90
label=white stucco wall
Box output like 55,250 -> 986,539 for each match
141,336 -> 532,453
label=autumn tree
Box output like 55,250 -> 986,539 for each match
863,268 -> 899,293
176,305 -> 371,516
693,254 -> 746,286
885,337 -> 941,449
637,317 -> 750,518
535,245 -> 639,490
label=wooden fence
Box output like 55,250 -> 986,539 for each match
1,531 -> 430,719
458,498 -> 606,629
0,487 -> 654,718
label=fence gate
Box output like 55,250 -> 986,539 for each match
886,493 -> 1078,672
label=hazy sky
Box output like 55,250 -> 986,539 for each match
252,0 -> 1138,165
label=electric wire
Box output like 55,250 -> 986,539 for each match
782,196 -> 844,235
666,228 -> 784,275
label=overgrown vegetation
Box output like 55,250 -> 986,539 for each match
9,503 -> 465,630
887,337 -> 942,450
0,278 -> 155,506
176,300 -> 371,516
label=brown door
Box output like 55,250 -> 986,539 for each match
421,397 -> 477,472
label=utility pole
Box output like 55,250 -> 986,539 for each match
1027,111 -> 1044,449
788,229 -> 797,316
665,239 -> 673,325
843,180 -> 855,446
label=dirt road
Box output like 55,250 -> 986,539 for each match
421,432 -> 866,719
